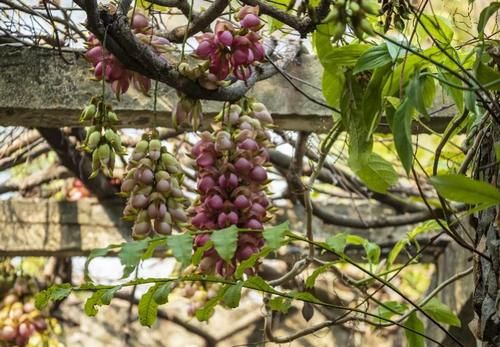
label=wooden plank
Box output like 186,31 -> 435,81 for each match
0,198 -> 449,258
0,46 -> 456,133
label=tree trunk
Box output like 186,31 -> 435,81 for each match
472,123 -> 500,347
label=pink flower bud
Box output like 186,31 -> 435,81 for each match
148,203 -> 159,219
132,194 -> 148,209
234,157 -> 252,174
156,179 -> 171,193
85,46 -> 104,65
234,195 -> 250,209
250,203 -> 266,218
238,138 -> 259,151
216,30 -> 233,46
217,212 -> 228,228
241,14 -> 261,29
236,245 -> 255,261
131,13 -> 149,30
196,152 -> 216,167
207,194 -> 224,210
227,211 -> 239,225
249,165 -> 267,183
232,49 -> 249,66
198,176 -> 215,193
121,179 -> 136,193
246,218 -> 263,229
196,40 -> 214,58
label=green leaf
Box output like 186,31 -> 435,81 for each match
387,239 -> 409,268
410,74 -> 435,118
211,226 -> 238,262
138,284 -> 161,327
223,282 -> 244,308
263,221 -> 289,250
35,284 -> 72,310
235,247 -> 272,279
292,291 -> 322,304
84,286 -> 121,317
167,233 -> 193,266
476,62 -> 500,91
153,283 -> 172,305
84,247 -> 111,282
353,44 -> 392,74
321,44 -> 370,71
392,97 -> 414,173
305,263 -> 333,288
377,301 -> 408,323
119,239 -> 149,278
422,298 -> 461,327
322,68 -> 345,108
350,152 -> 398,193
478,2 -> 500,36
244,276 -> 278,294
325,233 -> 348,254
363,64 -> 392,136
430,174 -> 500,204
192,240 -> 213,266
142,238 -> 168,260
195,286 -> 227,322
417,14 -> 453,45
404,312 -> 425,347
268,297 -> 292,313
364,241 -> 381,265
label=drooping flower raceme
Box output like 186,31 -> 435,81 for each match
84,10 -> 172,98
195,6 -> 265,81
190,100 -> 274,277
121,132 -> 188,239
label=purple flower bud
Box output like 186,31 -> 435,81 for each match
196,152 -> 216,167
154,220 -> 172,235
215,131 -> 233,151
232,49 -> 249,66
250,203 -> 266,218
251,42 -> 265,61
207,194 -> 224,210
234,157 -> 252,174
240,14 -> 261,29
246,218 -> 263,229
147,203 -> 159,219
194,234 -> 211,247
131,13 -> 149,30
85,46 -> 103,65
249,166 -> 267,183
253,110 -> 273,124
215,259 -> 235,277
170,208 -> 188,222
234,195 -> 250,209
133,221 -> 151,236
158,203 -> 167,219
149,150 -> 161,161
121,179 -> 136,193
238,138 -> 259,151
227,211 -> 239,225
216,30 -> 233,46
132,194 -> 148,209
156,179 -> 171,193
238,232 -> 261,246
217,212 -> 228,228
192,212 -> 210,228
198,176 -> 215,193
139,168 -> 154,185
196,40 -> 214,58
236,245 -> 255,261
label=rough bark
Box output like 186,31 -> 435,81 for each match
472,123 -> 500,347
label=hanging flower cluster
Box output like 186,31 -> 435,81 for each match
195,6 -> 265,81
84,10 -> 171,98
79,97 -> 127,178
190,100 -> 274,277
0,279 -> 49,347
121,131 -> 188,239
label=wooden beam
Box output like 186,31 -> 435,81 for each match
0,198 -> 448,259
0,46 -> 456,133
